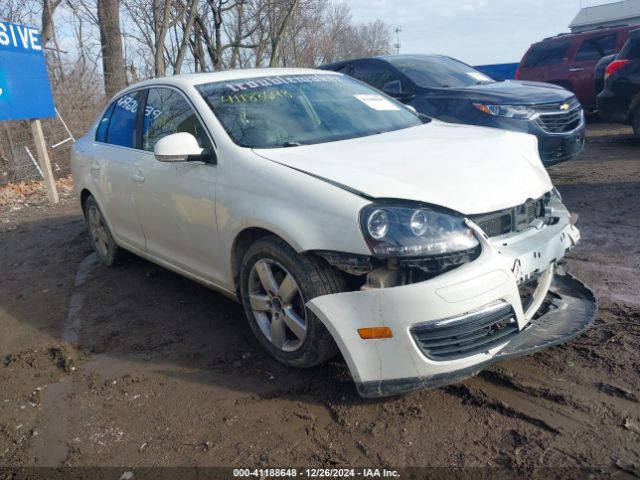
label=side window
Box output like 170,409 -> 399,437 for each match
142,88 -> 212,152
95,103 -> 114,143
333,63 -> 351,74
576,34 -> 617,61
522,41 -> 571,67
351,61 -> 400,90
106,92 -> 143,148
619,33 -> 640,59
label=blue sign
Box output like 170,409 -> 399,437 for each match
0,21 -> 55,121
474,63 -> 520,81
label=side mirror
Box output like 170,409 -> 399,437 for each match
154,132 -> 204,163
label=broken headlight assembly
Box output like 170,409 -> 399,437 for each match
360,203 -> 480,258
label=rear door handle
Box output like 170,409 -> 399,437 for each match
132,172 -> 145,183
569,67 -> 584,72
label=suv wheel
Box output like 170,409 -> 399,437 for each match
238,236 -> 346,368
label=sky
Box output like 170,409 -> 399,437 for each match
346,0 -> 621,65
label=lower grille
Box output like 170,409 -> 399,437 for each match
411,302 -> 518,361
535,107 -> 583,134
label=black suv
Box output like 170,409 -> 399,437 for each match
598,29 -> 640,139
320,55 -> 585,166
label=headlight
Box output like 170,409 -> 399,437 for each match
360,204 -> 480,258
473,103 -> 536,120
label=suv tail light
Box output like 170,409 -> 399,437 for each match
515,66 -> 522,80
605,59 -> 630,81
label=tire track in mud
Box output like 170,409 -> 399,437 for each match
34,254 -> 98,466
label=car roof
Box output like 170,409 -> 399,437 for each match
536,25 -> 633,44
120,67 -> 340,92
320,54 -> 453,70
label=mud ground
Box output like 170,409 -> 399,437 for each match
0,123 -> 639,475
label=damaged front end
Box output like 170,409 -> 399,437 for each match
308,192 -> 597,398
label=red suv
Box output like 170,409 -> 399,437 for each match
517,26 -> 633,110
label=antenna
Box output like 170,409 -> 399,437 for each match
394,27 -> 402,54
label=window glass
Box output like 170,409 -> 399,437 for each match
142,88 -> 212,152
522,41 -> 572,67
106,92 -> 142,148
196,74 -> 424,149
95,103 -> 114,143
619,31 -> 640,59
385,56 -> 493,89
351,61 -> 400,90
576,34 -> 616,61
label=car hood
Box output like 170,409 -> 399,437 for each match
252,121 -> 552,215
433,80 -> 574,105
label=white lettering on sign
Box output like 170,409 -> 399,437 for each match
0,22 -> 42,51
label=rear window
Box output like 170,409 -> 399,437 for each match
619,31 -> 640,59
576,34 -> 616,61
522,40 -> 572,67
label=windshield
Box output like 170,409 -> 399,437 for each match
196,74 -> 424,148
386,56 -> 494,89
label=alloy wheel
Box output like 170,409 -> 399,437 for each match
248,259 -> 307,352
87,204 -> 109,257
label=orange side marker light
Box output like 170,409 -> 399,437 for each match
358,327 -> 393,340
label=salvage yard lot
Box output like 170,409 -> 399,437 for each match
1,123 -> 639,471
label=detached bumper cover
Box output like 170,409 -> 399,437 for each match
355,272 -> 597,398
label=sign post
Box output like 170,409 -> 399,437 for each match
31,119 -> 58,204
0,21 -> 58,204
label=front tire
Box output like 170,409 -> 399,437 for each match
239,236 -> 346,368
83,195 -> 123,266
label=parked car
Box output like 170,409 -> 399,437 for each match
71,69 -> 596,398
598,29 -> 640,138
320,55 -> 585,166
517,26 -> 634,110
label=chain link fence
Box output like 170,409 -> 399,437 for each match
0,112 -> 79,186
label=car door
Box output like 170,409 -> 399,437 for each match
91,91 -> 147,250
570,32 -> 617,107
131,86 -> 223,283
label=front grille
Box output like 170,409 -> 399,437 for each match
535,107 -> 583,134
470,197 -> 546,238
411,302 -> 518,360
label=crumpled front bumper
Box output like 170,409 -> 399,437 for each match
354,272 -> 596,397
307,216 -> 597,398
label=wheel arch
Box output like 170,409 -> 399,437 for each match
80,188 -> 93,214
230,226 -> 296,293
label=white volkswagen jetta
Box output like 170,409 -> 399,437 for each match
71,68 -> 596,397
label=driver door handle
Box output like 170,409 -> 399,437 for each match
132,172 -> 145,183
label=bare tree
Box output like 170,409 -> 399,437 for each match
40,0 -> 64,46
97,0 -> 127,96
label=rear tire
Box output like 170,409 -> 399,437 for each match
83,195 -> 123,266
238,236 -> 346,368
